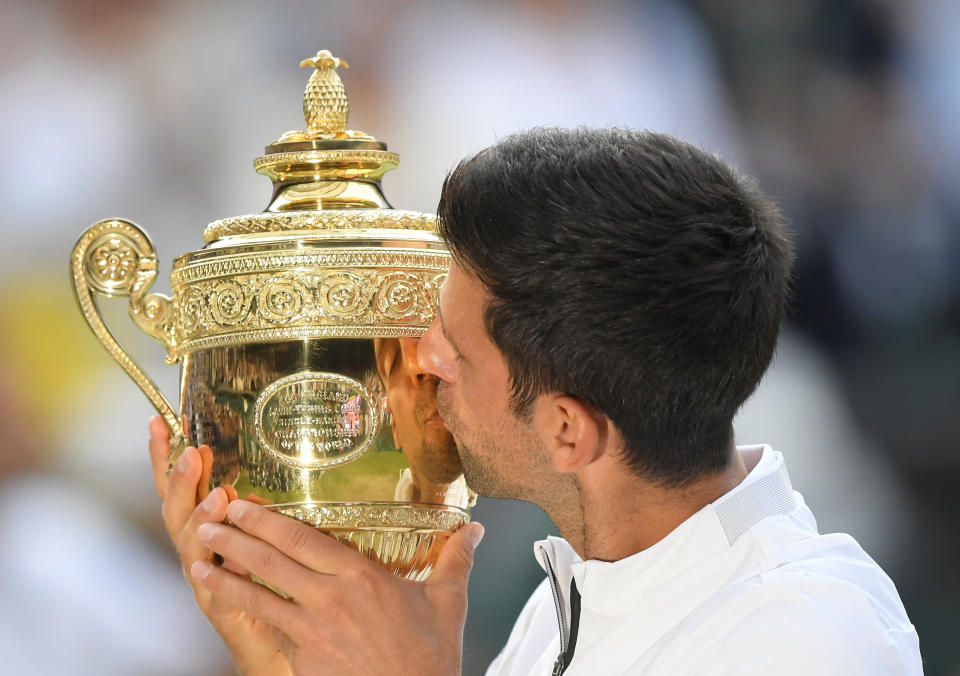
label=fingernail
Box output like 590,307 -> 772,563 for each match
226,500 -> 249,522
191,560 -> 213,580
467,522 -> 485,549
197,522 -> 218,542
175,447 -> 194,472
202,488 -> 226,513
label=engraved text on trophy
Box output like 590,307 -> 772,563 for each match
255,372 -> 380,469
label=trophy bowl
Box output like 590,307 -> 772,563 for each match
70,50 -> 472,581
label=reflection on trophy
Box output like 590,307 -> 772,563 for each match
69,49 -> 473,580
374,338 -> 469,505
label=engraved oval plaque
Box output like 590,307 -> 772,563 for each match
254,371 -> 380,469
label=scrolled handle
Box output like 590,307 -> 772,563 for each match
70,218 -> 185,452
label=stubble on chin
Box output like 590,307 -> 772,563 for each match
435,383 -> 508,498
435,382 -> 456,439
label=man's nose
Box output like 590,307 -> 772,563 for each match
417,318 -> 457,384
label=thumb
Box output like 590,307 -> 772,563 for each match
429,522 -> 485,589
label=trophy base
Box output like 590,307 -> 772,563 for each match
270,502 -> 470,581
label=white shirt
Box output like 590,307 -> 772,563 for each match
393,468 -> 473,507
486,446 -> 922,675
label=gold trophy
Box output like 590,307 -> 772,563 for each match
70,50 -> 472,580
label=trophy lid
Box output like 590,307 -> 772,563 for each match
203,49 -> 435,245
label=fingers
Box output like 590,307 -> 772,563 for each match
267,625 -> 297,659
191,559 -> 303,635
178,487 -> 230,576
241,492 -> 273,506
196,445 -> 214,503
221,557 -> 252,577
197,519 -> 324,598
161,445 -> 204,543
429,522 -> 484,591
225,500 -> 360,576
148,415 -> 172,499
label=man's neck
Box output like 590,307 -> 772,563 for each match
541,447 -> 749,562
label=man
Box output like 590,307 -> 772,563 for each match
149,128 -> 922,674
373,337 -> 470,505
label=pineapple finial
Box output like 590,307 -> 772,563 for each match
299,49 -> 349,71
275,50 -> 374,143
299,49 -> 350,139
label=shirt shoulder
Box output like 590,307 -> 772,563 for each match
639,562 -> 922,676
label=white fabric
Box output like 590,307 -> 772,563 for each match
393,467 -> 472,506
486,446 -> 922,675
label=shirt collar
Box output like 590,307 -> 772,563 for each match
533,445 -> 797,617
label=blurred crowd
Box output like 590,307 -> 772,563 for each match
0,0 -> 957,674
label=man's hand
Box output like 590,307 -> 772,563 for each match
189,496 -> 485,676
149,416 -> 292,676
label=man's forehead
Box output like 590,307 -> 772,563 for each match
439,262 -> 485,323
439,262 -> 489,339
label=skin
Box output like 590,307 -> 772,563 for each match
149,416 -> 482,676
418,262 -> 748,559
149,419 -> 292,676
374,337 -> 462,501
148,260 -> 748,674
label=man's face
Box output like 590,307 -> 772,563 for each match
375,338 -> 462,486
418,262 -> 549,500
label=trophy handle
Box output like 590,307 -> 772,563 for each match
70,219 -> 186,453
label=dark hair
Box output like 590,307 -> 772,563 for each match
437,128 -> 794,487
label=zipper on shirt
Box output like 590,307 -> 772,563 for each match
538,548 -> 577,676
553,578 -> 581,676
538,550 -> 569,668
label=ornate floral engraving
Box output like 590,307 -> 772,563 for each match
257,276 -> 310,324
376,271 -> 426,320
203,209 -> 435,243
89,236 -> 138,288
209,279 -> 250,326
426,273 -> 447,316
263,504 -> 466,580
168,248 -> 449,355
176,286 -> 207,336
271,502 -> 468,532
318,272 -> 369,318
252,149 -> 398,172
172,249 -> 448,285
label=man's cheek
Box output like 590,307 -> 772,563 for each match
436,383 -> 453,420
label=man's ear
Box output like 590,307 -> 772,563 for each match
374,337 -> 396,381
533,394 -> 609,473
